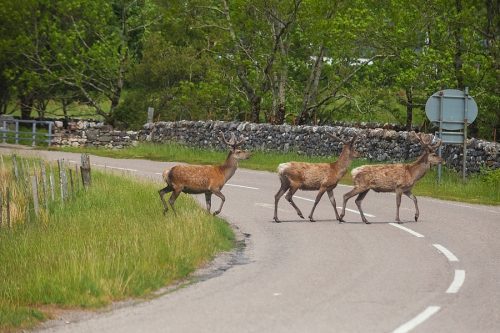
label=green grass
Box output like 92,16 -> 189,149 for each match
54,142 -> 500,205
0,171 -> 234,331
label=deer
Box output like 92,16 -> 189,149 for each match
274,133 -> 360,223
339,132 -> 443,224
159,131 -> 251,216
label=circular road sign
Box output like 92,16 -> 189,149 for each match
425,89 -> 478,131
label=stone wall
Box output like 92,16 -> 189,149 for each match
140,120 -> 499,173
50,120 -> 499,173
51,121 -> 139,149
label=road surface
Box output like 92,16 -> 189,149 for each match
1,146 -> 499,333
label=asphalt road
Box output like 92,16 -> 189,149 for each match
1,146 -> 499,333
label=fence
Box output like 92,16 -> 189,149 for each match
0,118 -> 54,146
0,153 -> 91,227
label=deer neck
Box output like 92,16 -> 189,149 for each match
219,151 -> 238,182
329,148 -> 353,181
409,152 -> 431,182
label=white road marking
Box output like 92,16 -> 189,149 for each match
293,195 -> 375,217
92,163 -> 138,172
393,306 -> 441,333
226,183 -> 259,190
446,269 -> 465,293
433,244 -> 459,262
389,223 -> 425,238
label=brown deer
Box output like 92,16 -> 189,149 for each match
339,132 -> 443,224
274,134 -> 360,223
159,132 -> 251,215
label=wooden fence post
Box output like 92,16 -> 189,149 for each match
58,159 -> 65,203
6,187 -> 10,228
41,162 -> 48,210
49,165 -> 55,202
31,175 -> 39,217
80,154 -> 91,188
12,154 -> 18,180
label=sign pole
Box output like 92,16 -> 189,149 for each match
462,87 -> 469,181
438,91 -> 444,183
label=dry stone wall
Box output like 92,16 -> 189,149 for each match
50,120 -> 499,173
140,120 -> 499,174
51,121 -> 139,149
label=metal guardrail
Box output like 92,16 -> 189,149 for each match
0,119 -> 54,146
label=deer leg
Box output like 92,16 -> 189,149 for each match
395,189 -> 403,223
404,191 -> 419,221
212,190 -> 225,216
168,189 -> 181,214
285,187 -> 304,219
159,185 -> 173,215
308,188 -> 327,222
355,190 -> 370,224
339,187 -> 365,222
205,192 -> 212,213
327,189 -> 341,221
274,182 -> 290,223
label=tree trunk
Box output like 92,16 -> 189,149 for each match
298,46 -> 325,125
250,95 -> 261,123
405,87 -> 413,130
20,94 -> 34,119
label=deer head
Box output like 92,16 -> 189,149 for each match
326,132 -> 360,159
411,132 -> 443,165
219,131 -> 251,160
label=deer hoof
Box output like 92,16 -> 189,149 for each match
213,211 -> 221,216
274,218 -> 281,223
415,215 -> 419,222
309,217 -> 316,222
298,213 -> 304,219
363,220 -> 371,224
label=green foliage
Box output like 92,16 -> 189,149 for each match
1,0 -> 498,139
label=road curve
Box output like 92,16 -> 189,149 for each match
1,146 -> 499,333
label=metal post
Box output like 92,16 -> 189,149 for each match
2,121 -> 5,143
32,122 -> 37,146
463,87 -> 469,181
437,91 -> 444,183
147,107 -> 154,123
48,122 -> 53,146
15,121 -> 19,144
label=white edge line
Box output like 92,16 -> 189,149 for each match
433,244 -> 459,262
393,306 -> 441,333
446,269 -> 465,293
293,195 -> 375,217
389,223 -> 425,238
225,183 -> 259,190
91,163 -> 138,172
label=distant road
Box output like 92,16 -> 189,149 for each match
1,145 -> 499,333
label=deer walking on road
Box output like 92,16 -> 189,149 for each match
159,132 -> 251,216
339,132 -> 443,224
274,134 -> 360,223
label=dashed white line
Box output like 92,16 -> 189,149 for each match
389,223 -> 425,238
293,195 -> 375,217
433,244 -> 459,262
393,306 -> 441,333
225,183 -> 259,190
446,269 -> 465,293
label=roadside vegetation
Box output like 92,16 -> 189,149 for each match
0,155 -> 234,331
55,143 -> 500,206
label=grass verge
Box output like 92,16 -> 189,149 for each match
53,142 -> 500,205
0,171 -> 234,331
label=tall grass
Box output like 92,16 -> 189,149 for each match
0,169 -> 234,331
56,142 -> 500,205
